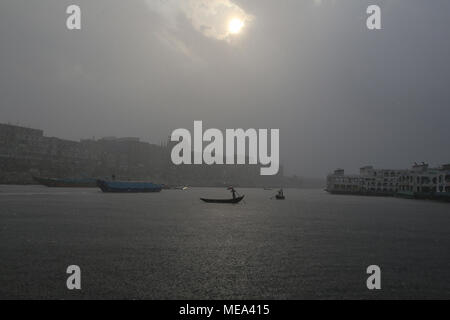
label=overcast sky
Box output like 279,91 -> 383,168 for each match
1,0 -> 449,177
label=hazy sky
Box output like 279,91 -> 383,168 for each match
1,0 -> 450,177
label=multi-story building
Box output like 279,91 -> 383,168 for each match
327,166 -> 406,196
397,163 -> 450,199
0,123 -> 167,183
326,163 -> 450,201
0,123 -> 292,187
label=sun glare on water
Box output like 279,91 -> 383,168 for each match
228,18 -> 244,34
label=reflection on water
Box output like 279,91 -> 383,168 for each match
0,185 -> 449,299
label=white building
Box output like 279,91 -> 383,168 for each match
326,163 -> 450,200
397,163 -> 450,197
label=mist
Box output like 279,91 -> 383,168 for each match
1,0 -> 449,177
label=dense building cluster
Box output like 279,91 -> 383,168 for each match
0,123 -> 297,187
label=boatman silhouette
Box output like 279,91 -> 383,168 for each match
227,186 -> 237,200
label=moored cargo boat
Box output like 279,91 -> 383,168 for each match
395,190 -> 415,199
433,192 -> 450,202
33,176 -> 97,188
97,180 -> 162,193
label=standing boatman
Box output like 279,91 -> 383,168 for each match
228,186 -> 237,199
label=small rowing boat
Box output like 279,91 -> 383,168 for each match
274,188 -> 285,200
200,195 -> 245,204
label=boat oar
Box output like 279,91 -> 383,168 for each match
235,190 -> 246,204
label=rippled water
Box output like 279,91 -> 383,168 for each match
0,185 -> 449,299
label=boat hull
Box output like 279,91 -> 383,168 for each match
97,180 -> 162,193
33,176 -> 97,188
326,190 -> 394,197
200,195 -> 244,204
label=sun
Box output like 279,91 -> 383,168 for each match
228,18 -> 244,34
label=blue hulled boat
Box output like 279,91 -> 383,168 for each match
97,180 -> 163,193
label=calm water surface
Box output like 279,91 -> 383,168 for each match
0,185 -> 449,299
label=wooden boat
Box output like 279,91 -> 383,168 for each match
200,195 -> 245,204
33,176 -> 97,188
97,180 -> 162,193
274,188 -> 285,200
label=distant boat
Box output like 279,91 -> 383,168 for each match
274,188 -> 285,200
161,185 -> 188,190
33,176 -> 97,188
97,180 -> 162,193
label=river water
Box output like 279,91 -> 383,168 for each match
0,185 -> 449,299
